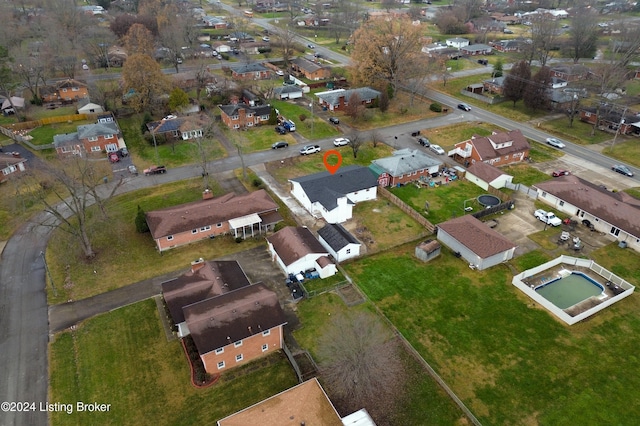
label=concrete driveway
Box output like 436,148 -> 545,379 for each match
489,192 -> 542,257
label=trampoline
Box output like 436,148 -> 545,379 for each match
477,194 -> 501,207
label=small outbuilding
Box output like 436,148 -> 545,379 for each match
415,239 -> 441,262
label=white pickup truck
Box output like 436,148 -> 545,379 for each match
534,209 -> 562,226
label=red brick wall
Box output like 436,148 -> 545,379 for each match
390,169 -> 433,186
156,222 -> 231,251
201,326 -> 284,374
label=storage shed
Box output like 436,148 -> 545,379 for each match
415,239 -> 441,262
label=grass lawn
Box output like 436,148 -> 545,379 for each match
49,299 -> 298,426
603,137 -> 640,169
266,141 -> 394,184
539,117 -> 613,145
45,179 -> 264,304
27,120 -> 94,146
501,163 -> 554,186
222,124 -> 299,152
294,293 -> 466,425
421,122 -> 494,149
343,242 -> 640,425
271,100 -> 340,140
390,179 -> 491,225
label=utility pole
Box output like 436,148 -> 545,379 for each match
611,106 -> 627,152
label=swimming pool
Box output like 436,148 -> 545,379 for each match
535,272 -> 604,309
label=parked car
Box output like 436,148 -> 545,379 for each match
272,141 -> 289,149
275,125 -> 287,134
128,165 -> 138,175
552,170 -> 570,177
143,165 -> 167,175
457,103 -> 471,111
329,117 -> 340,124
275,70 -> 284,76
299,145 -> 321,155
307,43 -> 315,49
546,137 -> 566,149
503,28 -> 514,34
534,209 -> 562,226
410,130 -> 421,137
417,137 -> 430,147
612,164 -> 634,177
429,144 -> 445,155
333,137 -> 350,146
262,36 -> 270,42
108,153 -> 119,163
119,147 -> 129,157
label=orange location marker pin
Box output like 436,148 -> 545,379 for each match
323,149 -> 342,175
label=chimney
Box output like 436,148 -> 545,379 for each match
202,189 -> 213,200
190,258 -> 205,272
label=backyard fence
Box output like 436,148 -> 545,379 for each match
505,182 -> 538,199
1,113 -> 97,151
378,187 -> 436,233
472,200 -> 514,220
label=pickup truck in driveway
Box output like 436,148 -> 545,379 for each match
143,165 -> 167,175
534,209 -> 562,226
299,145 -> 321,155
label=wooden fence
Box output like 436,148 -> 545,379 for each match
378,186 -> 436,233
0,113 -> 97,150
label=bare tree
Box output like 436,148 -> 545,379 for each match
567,8 -> 599,63
272,27 -> 298,67
503,60 -> 531,107
30,157 -> 123,259
525,15 -> 560,66
523,66 -> 552,111
317,311 -> 406,419
344,92 -> 363,120
347,130 -> 364,159
369,129 -> 383,148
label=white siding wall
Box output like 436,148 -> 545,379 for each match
465,172 -> 489,191
489,175 -> 513,189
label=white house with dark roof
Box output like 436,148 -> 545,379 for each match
317,223 -> 361,262
369,149 -> 442,187
437,215 -> 517,270
316,87 -> 381,112
267,226 -> 337,278
272,85 -> 303,100
534,175 -> 640,252
465,161 -> 513,190
446,37 -> 469,49
289,165 -> 378,223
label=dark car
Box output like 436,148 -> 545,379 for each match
271,141 -> 289,149
275,125 -> 287,134
417,137 -> 430,147
552,170 -> 570,177
329,117 -> 340,124
612,164 -> 634,177
410,130 -> 421,137
143,165 -> 167,176
457,103 -> 471,111
119,147 -> 129,157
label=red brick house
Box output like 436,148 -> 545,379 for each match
483,76 -> 505,94
290,57 -> 331,81
53,120 -> 125,156
218,103 -> 271,130
40,79 -> 89,104
316,87 -> 380,112
449,129 -> 530,167
579,107 -> 639,135
369,148 -> 442,187
146,189 -> 283,252
0,152 -> 27,183
231,63 -> 271,80
549,64 -> 590,82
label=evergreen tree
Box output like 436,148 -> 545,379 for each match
135,205 -> 149,233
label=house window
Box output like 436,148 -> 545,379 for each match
541,192 -> 547,198
72,87 -> 79,92
88,136 -> 98,142
233,124 -> 240,129
91,146 -> 101,152
217,361 -> 225,369
216,223 -> 222,228
231,115 -> 239,120
262,330 -> 270,337
104,134 -> 114,139
62,88 -> 68,93
247,113 -> 254,117
236,354 -> 243,362
610,227 -> 620,237
262,344 -> 268,352
559,201 -> 564,207
167,235 -> 174,241
215,348 -> 224,355
247,122 -> 253,127
192,229 -> 198,234
346,249 -> 351,254
200,226 -> 211,232
234,340 -> 242,347
261,115 -> 269,120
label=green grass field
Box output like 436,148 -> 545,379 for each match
343,242 -> 640,425
49,299 -> 298,426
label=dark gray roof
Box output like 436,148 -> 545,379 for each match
290,165 -> 378,211
77,121 -> 120,139
483,76 -> 505,86
291,57 -> 327,73
370,149 -> 442,177
316,87 -> 380,107
147,117 -> 185,133
318,223 -> 359,251
462,43 -> 492,52
53,132 -> 80,148
232,63 -> 268,74
273,85 -> 303,95
218,103 -> 271,117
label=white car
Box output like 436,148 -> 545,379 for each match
333,137 -> 350,146
275,70 -> 284,76
262,36 -> 270,42
299,145 -> 321,155
429,144 -> 445,155
546,137 -> 566,149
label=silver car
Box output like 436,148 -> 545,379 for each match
546,137 -> 566,149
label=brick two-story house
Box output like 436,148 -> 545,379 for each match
53,119 -> 124,157
290,57 -> 331,81
218,103 -> 271,130
40,79 -> 89,104
146,189 -> 282,252
449,129 -> 530,167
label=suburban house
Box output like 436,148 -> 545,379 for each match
217,378 -> 375,426
446,37 -> 469,49
146,189 -> 283,252
146,115 -> 208,141
171,69 -> 216,91
316,87 -> 381,112
267,226 -> 337,278
448,129 -> 530,167
76,99 -> 104,114
289,165 -> 378,223
437,215 -> 517,270
53,120 -> 124,157
290,57 -> 331,81
231,63 -> 271,80
534,175 -> 640,253
202,16 -> 228,28
483,76 -> 506,94
0,152 -> 27,183
1,96 -> 25,115
184,282 -> 287,374
272,85 -> 304,100
465,161 -> 513,190
579,107 -> 639,135
550,64 -> 590,82
40,79 -> 89,104
241,89 -> 261,106
491,39 -> 525,53
317,223 -> 361,263
461,44 -> 493,55
162,259 -> 252,337
369,148 -> 442,187
218,103 -> 272,130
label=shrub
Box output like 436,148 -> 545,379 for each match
252,177 -> 262,188
235,237 -> 243,243
430,102 -> 442,112
135,205 -> 150,233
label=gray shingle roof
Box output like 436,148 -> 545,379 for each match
76,121 -> 120,139
370,149 -> 442,177
316,87 -> 380,107
53,132 -> 80,148
273,85 -> 303,96
218,103 -> 271,117
147,117 -> 185,133
290,165 -> 378,211
318,223 -> 359,251
232,63 -> 268,74
291,57 -> 327,73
